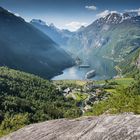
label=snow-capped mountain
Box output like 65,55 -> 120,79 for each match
93,11 -> 140,26
30,11 -> 140,77
65,11 -> 140,76
124,11 -> 139,18
30,19 -> 74,48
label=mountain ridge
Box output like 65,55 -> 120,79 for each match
0,6 -> 74,79
30,19 -> 74,48
66,12 -> 140,77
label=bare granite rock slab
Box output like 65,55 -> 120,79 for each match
1,113 -> 140,140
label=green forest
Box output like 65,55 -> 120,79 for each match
0,67 -> 81,136
0,66 -> 140,137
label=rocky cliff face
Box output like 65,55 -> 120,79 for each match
1,113 -> 140,140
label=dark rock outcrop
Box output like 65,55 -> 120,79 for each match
1,113 -> 140,140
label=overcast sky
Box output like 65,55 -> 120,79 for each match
0,0 -> 140,31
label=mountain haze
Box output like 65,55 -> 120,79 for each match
30,19 -> 74,48
66,12 -> 140,77
0,7 -> 74,79
30,11 -> 140,78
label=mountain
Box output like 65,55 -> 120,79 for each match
66,12 -> 140,77
1,113 -> 140,140
0,7 -> 74,79
30,19 -> 74,48
70,12 -> 140,52
124,11 -> 139,18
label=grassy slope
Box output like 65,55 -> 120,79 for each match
53,77 -> 139,117
85,76 -> 140,116
118,48 -> 140,76
74,93 -> 88,102
0,67 -> 81,137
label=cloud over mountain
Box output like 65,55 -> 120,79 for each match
65,21 -> 87,31
85,5 -> 97,11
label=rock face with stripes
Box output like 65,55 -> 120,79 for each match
1,113 -> 140,140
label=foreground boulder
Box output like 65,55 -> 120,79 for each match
1,114 -> 140,140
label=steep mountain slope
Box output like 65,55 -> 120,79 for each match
30,19 -> 74,48
0,7 -> 74,79
118,47 -> 140,76
67,12 -> 140,77
1,113 -> 140,140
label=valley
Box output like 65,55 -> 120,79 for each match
31,11 -> 140,80
0,66 -> 138,138
0,2 -> 140,139
52,56 -> 117,80
53,77 -> 134,114
0,7 -> 74,79
0,7 -> 138,81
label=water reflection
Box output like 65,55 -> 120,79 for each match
52,66 -> 114,80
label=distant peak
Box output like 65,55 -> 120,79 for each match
49,23 -> 59,31
31,19 -> 46,26
123,11 -> 139,18
77,25 -> 85,31
49,23 -> 55,28
101,12 -> 122,24
95,10 -> 140,25
105,12 -> 121,19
